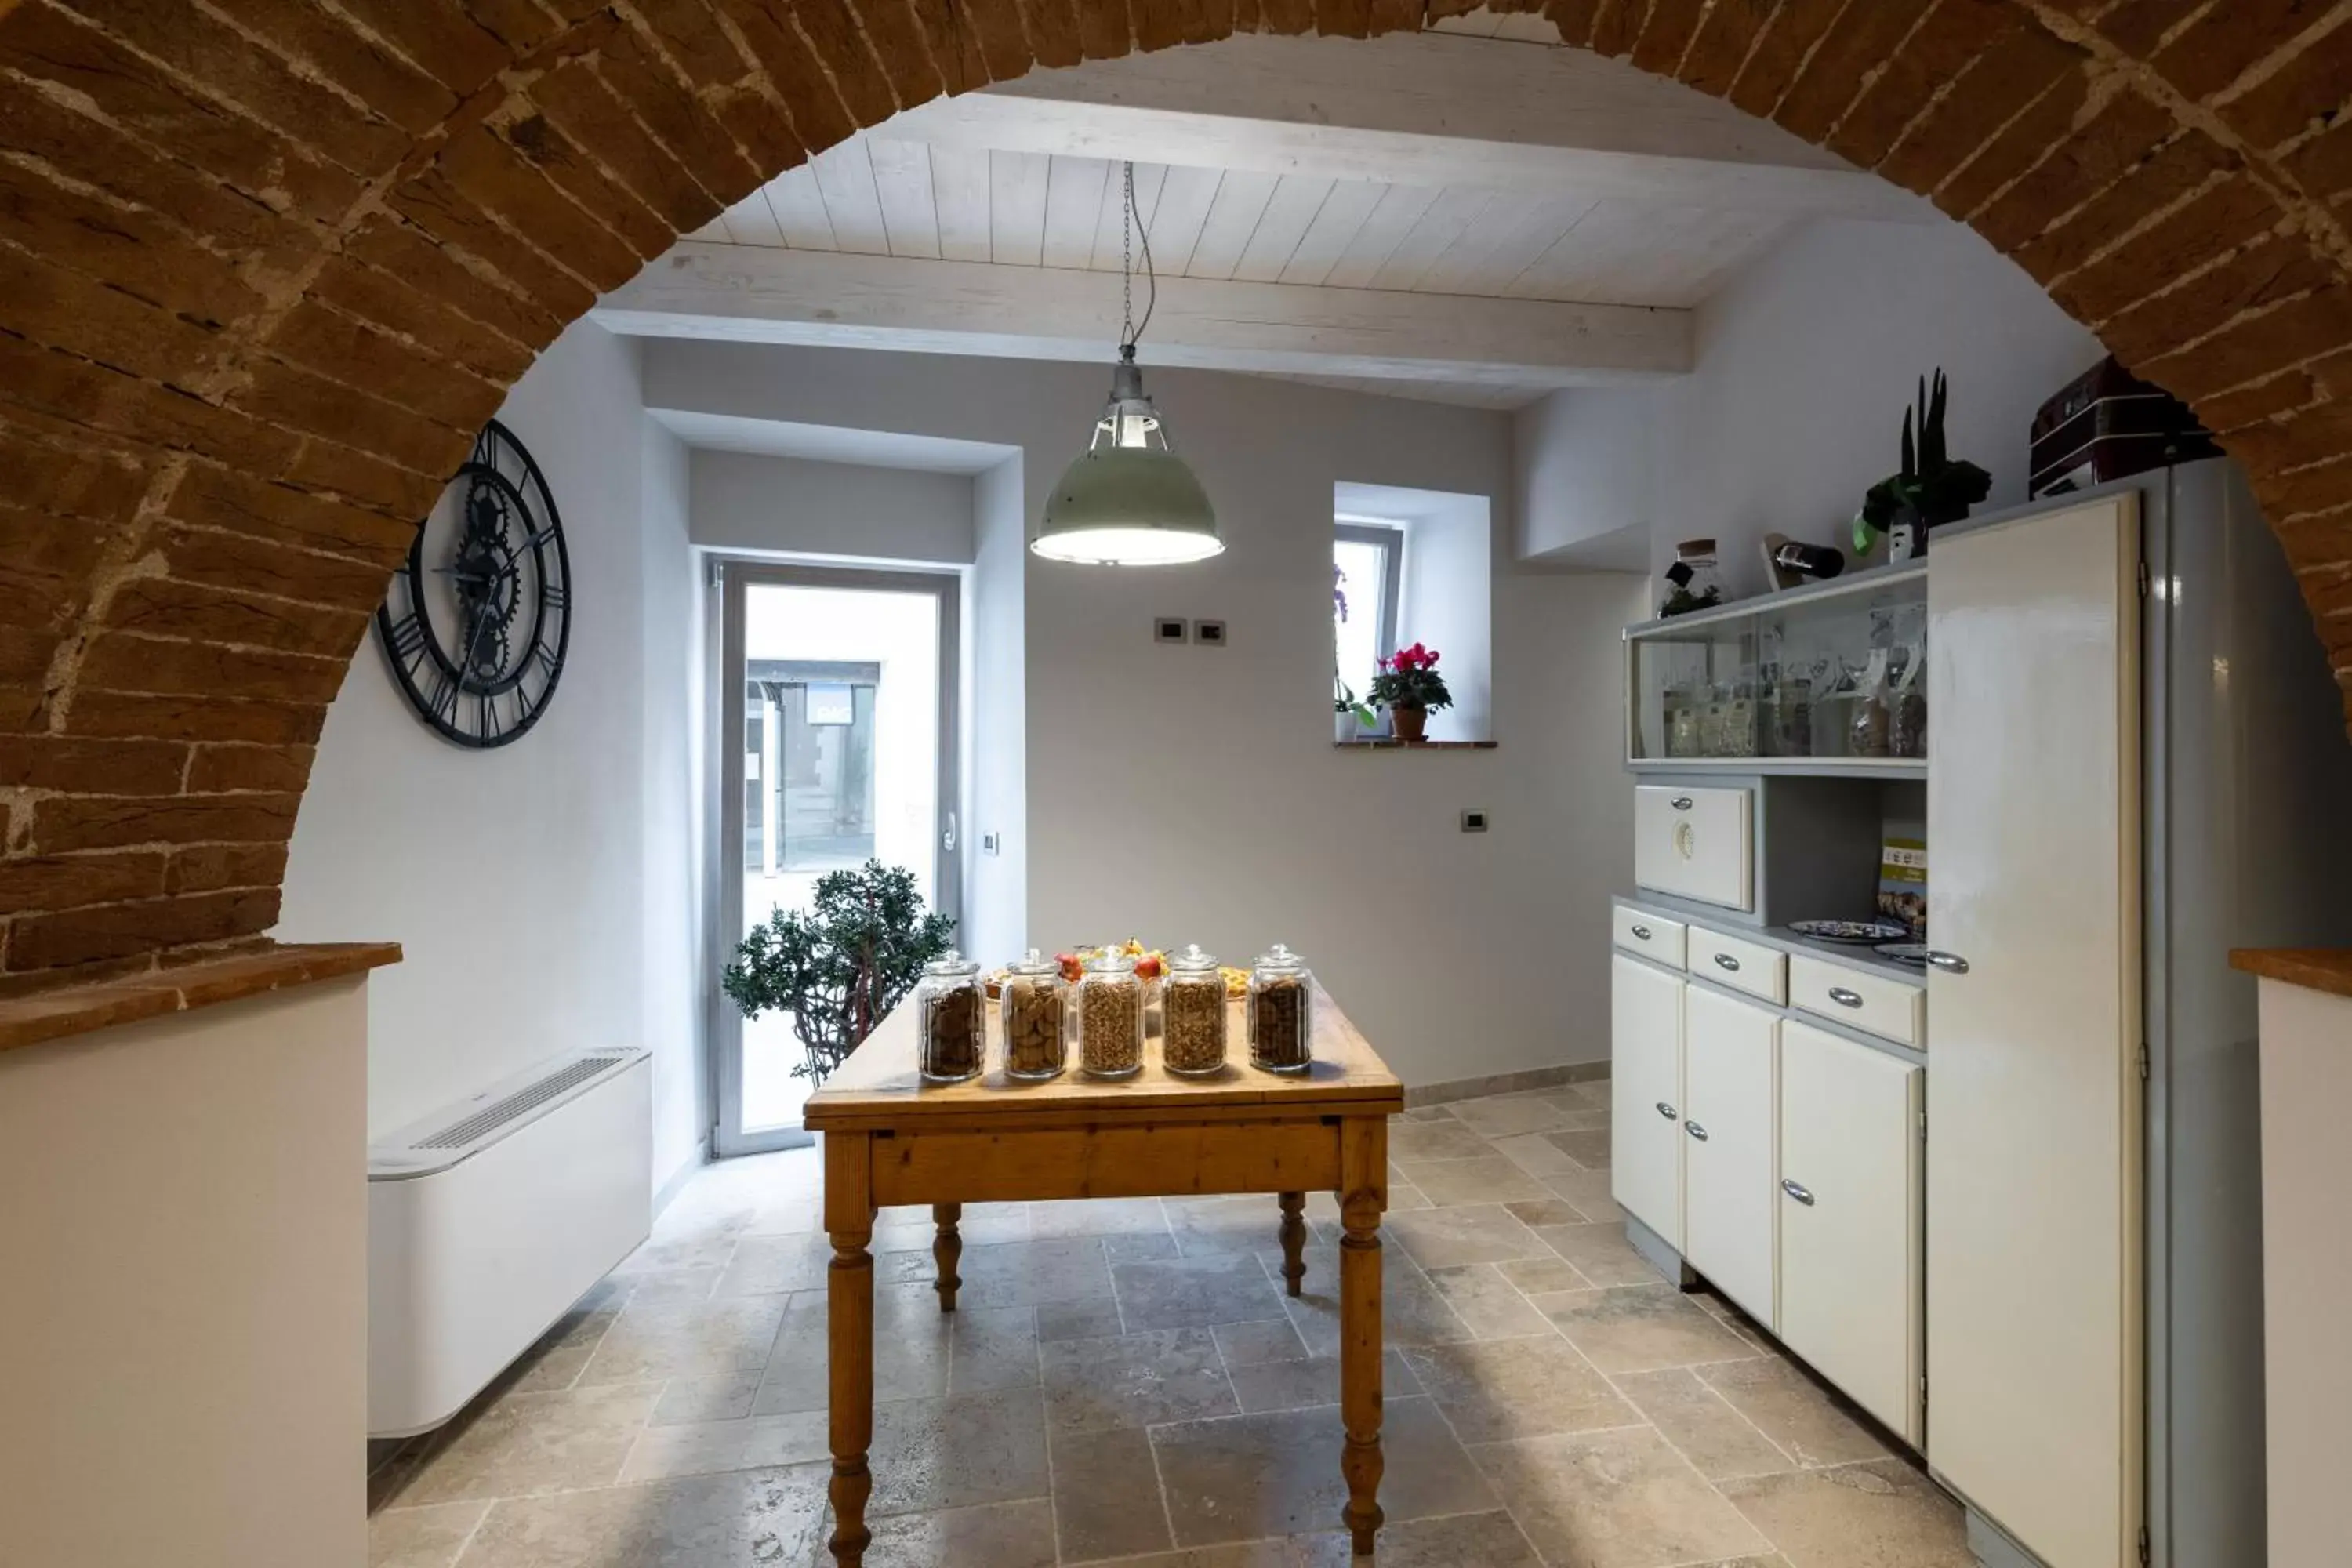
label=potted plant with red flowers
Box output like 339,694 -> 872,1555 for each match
1367,642 -> 1452,743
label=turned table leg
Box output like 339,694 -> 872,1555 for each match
1338,1117 -> 1387,1557
933,1202 -> 963,1313
826,1134 -> 876,1566
1278,1191 -> 1307,1297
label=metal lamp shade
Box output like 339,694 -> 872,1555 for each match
1033,354 -> 1222,566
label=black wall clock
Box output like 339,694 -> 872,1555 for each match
377,419 -> 572,749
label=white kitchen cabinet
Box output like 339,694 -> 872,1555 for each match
1928,493 -> 2140,1567
1778,1019 -> 1923,1446
1681,985 -> 1778,1329
1632,785 -> 1752,910
1610,953 -> 1684,1249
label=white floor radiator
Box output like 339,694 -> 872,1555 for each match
368,1048 -> 652,1437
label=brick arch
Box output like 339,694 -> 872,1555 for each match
1,0 -> 2349,984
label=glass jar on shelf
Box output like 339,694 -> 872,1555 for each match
1666,678 -> 1702,757
1076,947 -> 1145,1080
1160,944 -> 1229,1077
1889,604 -> 1929,759
915,950 -> 985,1084
1000,948 -> 1067,1081
1247,944 -> 1316,1074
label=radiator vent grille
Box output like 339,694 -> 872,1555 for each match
417,1054 -> 632,1149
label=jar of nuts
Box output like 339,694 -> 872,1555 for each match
1000,948 -> 1068,1082
1161,944 -> 1229,1076
915,949 -> 986,1083
1076,946 -> 1145,1080
1247,944 -> 1315,1075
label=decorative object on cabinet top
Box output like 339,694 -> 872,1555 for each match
1658,537 -> 1723,618
1789,918 -> 1912,945
1852,368 -> 1991,562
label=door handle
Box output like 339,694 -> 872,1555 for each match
1781,1179 -> 1815,1206
942,810 -> 958,853
1655,1102 -> 1679,1122
1828,986 -> 1864,1008
1714,953 -> 1740,973
1669,795 -> 1693,811
1922,951 -> 1969,975
1684,1120 -> 1709,1142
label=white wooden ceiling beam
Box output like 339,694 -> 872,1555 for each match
593,241 -> 1690,388
875,31 -> 1932,223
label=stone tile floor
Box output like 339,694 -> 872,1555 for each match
368,1083 -> 1972,1567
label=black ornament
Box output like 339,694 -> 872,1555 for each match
376,419 -> 572,749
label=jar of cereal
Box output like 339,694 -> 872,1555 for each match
1076,946 -> 1145,1079
1161,944 -> 1228,1076
1000,948 -> 1067,1082
1247,944 -> 1315,1074
915,950 -> 985,1083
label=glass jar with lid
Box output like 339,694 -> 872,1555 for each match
1247,944 -> 1315,1074
1161,944 -> 1229,1076
1000,948 -> 1067,1081
915,950 -> 985,1083
1076,947 -> 1145,1079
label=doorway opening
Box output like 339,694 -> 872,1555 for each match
713,564 -> 960,1153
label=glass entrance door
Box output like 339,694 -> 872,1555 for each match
715,565 -> 959,1154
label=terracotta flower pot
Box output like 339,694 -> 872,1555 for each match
1391,705 -> 1428,744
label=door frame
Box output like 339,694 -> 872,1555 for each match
709,557 -> 963,1157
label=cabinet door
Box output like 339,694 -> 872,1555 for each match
1633,786 -> 1753,910
1778,1020 -> 1923,1446
1682,985 -> 1778,1328
1928,494 -> 2140,1566
1610,954 -> 1684,1250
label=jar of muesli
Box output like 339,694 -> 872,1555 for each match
1000,948 -> 1067,1082
1160,944 -> 1228,1077
1076,946 -> 1145,1080
1247,944 -> 1314,1074
915,950 -> 985,1084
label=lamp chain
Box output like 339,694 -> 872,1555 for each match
1119,160 -> 1156,354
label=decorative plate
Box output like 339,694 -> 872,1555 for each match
1873,942 -> 1933,967
1789,918 -> 1913,945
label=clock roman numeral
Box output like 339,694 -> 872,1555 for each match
385,612 -> 427,665
532,641 -> 559,680
479,688 -> 505,742
541,582 -> 568,614
427,673 -> 459,722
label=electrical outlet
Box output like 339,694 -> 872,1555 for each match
1461,809 -> 1490,833
1192,619 -> 1227,647
1155,617 -> 1188,644
982,832 -> 1000,855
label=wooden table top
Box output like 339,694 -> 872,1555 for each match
803,983 -> 1403,1132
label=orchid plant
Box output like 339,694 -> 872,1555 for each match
1366,641 -> 1453,713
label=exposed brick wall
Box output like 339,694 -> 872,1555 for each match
0,0 -> 2349,983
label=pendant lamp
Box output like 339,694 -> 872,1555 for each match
1033,164 -> 1222,566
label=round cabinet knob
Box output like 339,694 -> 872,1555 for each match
1685,1120 -> 1710,1142
1781,1178 -> 1816,1206
1714,953 -> 1741,973
1655,1102 -> 1679,1122
1828,986 -> 1864,1008
1630,924 -> 1652,941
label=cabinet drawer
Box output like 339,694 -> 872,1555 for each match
1789,954 -> 1925,1049
1689,925 -> 1786,1005
1633,786 -> 1753,911
1612,906 -> 1686,967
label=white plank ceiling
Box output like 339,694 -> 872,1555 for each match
623,16 -> 1928,409
695,145 -> 1784,316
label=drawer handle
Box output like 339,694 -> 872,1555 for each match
1782,1179 -> 1815,1206
1828,986 -> 1864,1008
1713,953 -> 1741,973
1669,795 -> 1694,811
1630,924 -> 1653,940
1655,1101 -> 1679,1122
1684,1120 -> 1709,1142
1923,950 -> 1971,975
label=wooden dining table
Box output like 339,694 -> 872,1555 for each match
800,983 -> 1403,1564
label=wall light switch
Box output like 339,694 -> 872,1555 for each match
1155,617 -> 1189,644
982,831 -> 1000,855
1461,809 -> 1490,833
1193,619 -> 1227,647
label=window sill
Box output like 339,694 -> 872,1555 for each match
1333,739 -> 1497,750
